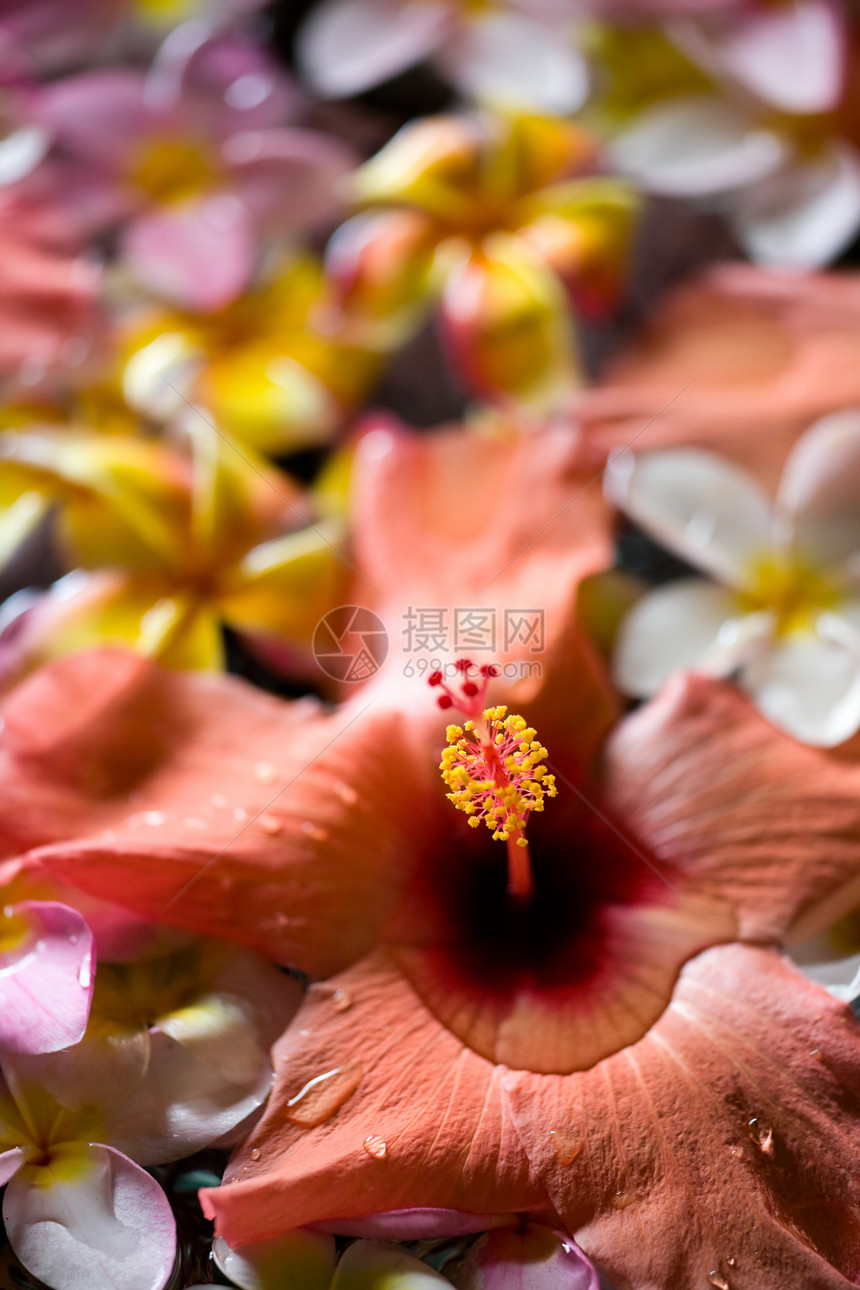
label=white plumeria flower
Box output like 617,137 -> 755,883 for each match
606,410 -> 860,747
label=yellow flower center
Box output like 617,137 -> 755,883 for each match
742,553 -> 839,636
129,138 -> 214,205
0,904 -> 31,955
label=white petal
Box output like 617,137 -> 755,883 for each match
331,1241 -> 453,1290
3,1142 -> 176,1290
213,1230 -> 336,1290
776,410 -> 860,569
605,448 -> 772,587
609,96 -> 785,197
613,578 -> 743,697
742,630 -> 860,746
733,143 -> 860,268
436,12 -> 588,113
296,0 -> 451,98
714,0 -> 843,114
0,125 -> 50,185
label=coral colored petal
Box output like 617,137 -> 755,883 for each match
733,144 -> 860,268
605,447 -> 772,588
0,901 -> 94,1054
605,672 -> 860,943
504,944 -> 860,1290
612,577 -> 743,697
4,1142 -> 177,1290
296,0 -> 451,98
437,13 -> 588,114
201,952 -> 550,1244
6,651 -> 426,974
610,96 -> 785,197
777,410 -> 860,569
741,630 -> 860,748
121,197 -> 256,312
212,1229 -> 336,1290
457,1224 -> 599,1290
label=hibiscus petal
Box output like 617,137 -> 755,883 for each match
296,0 -> 451,98
8,650 -> 425,974
609,96 -> 785,197
201,951 -> 550,1244
741,629 -> 860,747
776,410 -> 860,570
733,143 -> 860,268
504,943 -> 860,1290
604,447 -> 772,588
0,900 -> 94,1054
612,577 -> 743,697
4,1142 -> 177,1290
605,671 -> 860,943
436,12 -> 588,114
121,196 -> 256,312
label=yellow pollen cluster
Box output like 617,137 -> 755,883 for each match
440,705 -> 556,843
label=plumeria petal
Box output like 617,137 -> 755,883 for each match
609,96 -> 785,197
505,944 -> 860,1289
224,127 -> 356,232
604,447 -> 772,588
0,901 -> 94,1054
732,143 -> 860,268
457,1224 -> 600,1290
3,1142 -> 177,1290
296,0 -> 452,98
121,196 -> 256,312
312,1211 -> 517,1239
0,1147 -> 24,1186
776,409 -> 860,570
331,1240 -> 452,1290
38,69 -> 152,170
212,1229 -> 336,1290
605,671 -> 860,942
436,11 -> 588,114
612,577 -> 744,697
201,951 -> 551,1245
741,629 -> 860,748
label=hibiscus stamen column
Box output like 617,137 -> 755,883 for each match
429,661 -> 556,905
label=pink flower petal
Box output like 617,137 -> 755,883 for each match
0,1147 -> 24,1187
224,127 -> 357,231
38,69 -> 152,170
0,901 -> 93,1055
436,11 -> 588,113
457,1224 -> 600,1290
311,1210 -> 518,1238
296,0 -> 452,98
3,1142 -> 176,1290
121,195 -> 256,312
604,447 -> 772,588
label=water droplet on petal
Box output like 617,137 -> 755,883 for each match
274,911 -> 289,926
747,1117 -> 774,1156
249,1147 -> 261,1161
285,1063 -> 363,1128
68,933 -> 78,945
77,958 -> 92,989
610,1190 -> 636,1210
35,940 -> 46,954
259,814 -> 282,836
548,1129 -> 584,1165
210,794 -> 230,809
331,988 -> 352,1012
729,1146 -> 744,1160
362,1134 -> 387,1159
183,816 -> 208,830
707,1271 -> 729,1289
254,762 -> 276,784
302,821 -> 330,842
232,806 -> 248,822
726,1258 -> 736,1268
334,781 -> 358,806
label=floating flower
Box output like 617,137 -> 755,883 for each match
296,0 -> 588,115
5,427 -> 860,1284
593,9 -> 860,266
0,416 -> 347,682
31,30 -> 354,311
122,253 -> 379,455
607,409 -> 860,746
326,111 -> 638,411
581,263 -> 860,490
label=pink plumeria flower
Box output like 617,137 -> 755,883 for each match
603,0 -> 860,266
0,900 -> 94,1055
607,410 -> 860,746
32,28 -> 354,312
296,0 -> 588,114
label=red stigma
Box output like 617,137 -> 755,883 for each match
438,695 -> 453,709
428,670 -> 443,686
426,658 -> 500,719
